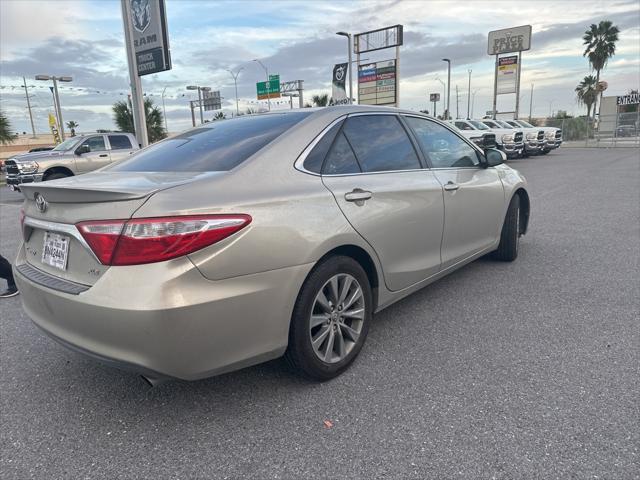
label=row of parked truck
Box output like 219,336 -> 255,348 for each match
448,118 -> 562,159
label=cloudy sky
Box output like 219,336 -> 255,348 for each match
1,0 -> 639,134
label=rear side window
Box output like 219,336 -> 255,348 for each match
108,135 -> 133,150
323,132 -> 360,175
455,121 -> 473,130
303,120 -> 343,174
342,115 -> 420,172
109,112 -> 311,172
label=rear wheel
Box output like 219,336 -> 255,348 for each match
285,256 -> 372,381
494,195 -> 521,262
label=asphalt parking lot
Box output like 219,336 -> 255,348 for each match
1,147 -> 638,479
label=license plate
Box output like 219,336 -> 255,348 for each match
42,232 -> 70,271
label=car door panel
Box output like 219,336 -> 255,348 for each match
76,135 -> 111,172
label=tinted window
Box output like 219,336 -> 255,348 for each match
405,117 -> 480,168
469,120 -> 489,130
108,135 -> 133,150
80,136 -> 106,152
303,120 -> 343,173
342,115 -> 420,172
323,132 -> 360,175
482,120 -> 499,128
455,121 -> 474,130
109,112 -> 311,172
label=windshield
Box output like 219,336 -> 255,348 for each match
469,120 -> 489,130
482,120 -> 499,128
109,112 -> 312,172
498,120 -> 516,129
516,120 -> 535,128
52,137 -> 81,151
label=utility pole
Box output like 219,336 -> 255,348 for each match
442,58 -> 451,119
528,83 -> 534,122
467,69 -> 472,119
121,0 -> 148,147
22,77 -> 36,138
161,87 -> 168,133
455,85 -> 459,119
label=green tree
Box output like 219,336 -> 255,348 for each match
213,112 -> 226,120
112,97 -> 167,143
0,110 -> 13,145
583,20 -> 620,121
66,120 -> 79,137
311,94 -> 330,107
575,75 -> 598,119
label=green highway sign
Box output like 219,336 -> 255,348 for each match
257,75 -> 281,100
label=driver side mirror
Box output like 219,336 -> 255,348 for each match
76,144 -> 90,155
482,148 -> 506,168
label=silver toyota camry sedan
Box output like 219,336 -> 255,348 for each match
15,106 -> 530,383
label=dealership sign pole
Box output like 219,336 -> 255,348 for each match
121,0 -> 172,147
488,25 -> 531,120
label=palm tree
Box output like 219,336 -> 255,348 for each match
66,120 -> 78,137
112,97 -> 167,143
312,94 -> 330,107
0,110 -> 13,145
213,112 -> 226,120
575,75 -> 598,119
583,20 -> 619,121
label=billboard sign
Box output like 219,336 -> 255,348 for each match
354,25 -> 403,54
257,74 -> 281,100
497,55 -> 518,94
429,93 -> 440,102
202,90 -> 222,111
332,63 -> 349,105
488,25 -> 532,55
358,60 -> 397,106
129,0 -> 172,76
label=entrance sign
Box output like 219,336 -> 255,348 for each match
130,0 -> 171,76
332,63 -> 349,105
257,75 -> 281,100
358,60 -> 397,106
354,25 -> 403,106
497,55 -> 518,94
617,93 -> 640,106
488,25 -> 532,55
489,25 -> 531,119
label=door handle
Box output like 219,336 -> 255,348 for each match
344,189 -> 372,203
443,181 -> 459,191
99,154 -> 108,158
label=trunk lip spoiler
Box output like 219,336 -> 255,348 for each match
24,216 -> 101,263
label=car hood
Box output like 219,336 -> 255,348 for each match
9,150 -> 72,162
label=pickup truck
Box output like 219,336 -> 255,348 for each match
449,119 -> 523,158
5,132 -> 139,190
504,120 -> 561,154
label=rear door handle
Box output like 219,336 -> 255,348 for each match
443,181 -> 459,191
344,189 -> 372,202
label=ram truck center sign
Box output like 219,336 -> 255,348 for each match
130,0 -> 171,76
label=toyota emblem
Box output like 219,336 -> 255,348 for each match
35,193 -> 48,213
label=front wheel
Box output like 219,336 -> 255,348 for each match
493,195 -> 521,262
285,256 -> 372,381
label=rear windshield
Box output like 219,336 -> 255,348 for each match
108,112 -> 311,172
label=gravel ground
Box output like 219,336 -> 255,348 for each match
1,147 -> 638,479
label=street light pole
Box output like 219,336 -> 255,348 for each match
442,58 -> 451,119
226,68 -> 244,116
187,85 -> 211,124
528,83 -> 534,122
36,74 -> 72,140
467,69 -> 472,119
161,87 -> 168,133
253,59 -> 271,111
22,77 -> 36,138
336,32 -> 353,103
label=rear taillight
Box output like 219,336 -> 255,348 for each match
77,215 -> 251,266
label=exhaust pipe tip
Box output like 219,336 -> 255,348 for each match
141,375 -> 167,387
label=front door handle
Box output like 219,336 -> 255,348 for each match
443,181 -> 459,191
99,154 -> 108,158
344,189 -> 372,203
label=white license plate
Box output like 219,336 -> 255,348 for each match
42,232 -> 70,271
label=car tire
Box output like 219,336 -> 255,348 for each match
44,172 -> 69,181
494,194 -> 521,262
285,255 -> 372,381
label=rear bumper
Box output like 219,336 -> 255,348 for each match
15,245 -> 313,380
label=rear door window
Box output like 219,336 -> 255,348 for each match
322,132 -> 361,175
341,115 -> 420,172
303,120 -> 343,174
108,135 -> 133,150
109,112 -> 311,172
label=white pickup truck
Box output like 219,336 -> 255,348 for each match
449,119 -> 523,158
505,120 -> 562,154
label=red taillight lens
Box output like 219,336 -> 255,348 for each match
77,215 -> 251,266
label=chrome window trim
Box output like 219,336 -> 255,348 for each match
294,116 -> 347,176
23,216 -> 101,263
